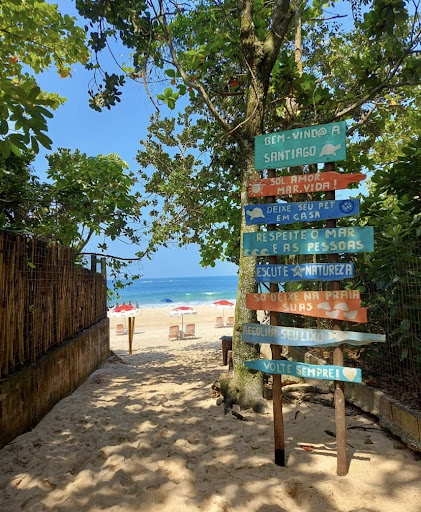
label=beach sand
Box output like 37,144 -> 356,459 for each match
0,305 -> 420,511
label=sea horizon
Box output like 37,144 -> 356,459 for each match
108,274 -> 239,309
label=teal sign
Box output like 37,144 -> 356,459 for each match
255,121 -> 346,170
243,226 -> 374,256
242,323 -> 386,347
255,263 -> 354,282
245,199 -> 359,226
245,359 -> 362,383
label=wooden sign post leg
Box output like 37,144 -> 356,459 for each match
267,169 -> 286,467
325,162 -> 348,476
333,347 -> 347,475
128,317 -> 134,355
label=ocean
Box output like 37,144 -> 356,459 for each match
108,275 -> 239,309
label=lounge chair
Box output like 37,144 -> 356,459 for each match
116,323 -> 126,335
215,316 -> 224,328
226,316 -> 234,327
184,323 -> 196,339
168,325 -> 180,341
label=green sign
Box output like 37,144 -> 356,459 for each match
255,121 -> 346,170
245,359 -> 362,383
243,226 -> 374,256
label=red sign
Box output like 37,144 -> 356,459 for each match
248,171 -> 365,197
246,290 -> 367,323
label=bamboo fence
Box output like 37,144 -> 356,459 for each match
0,231 -> 107,379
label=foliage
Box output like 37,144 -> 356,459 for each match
354,135 -> 421,366
137,110 -> 241,267
0,149 -> 145,287
0,0 -> 89,158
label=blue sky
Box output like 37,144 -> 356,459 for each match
33,1 -> 238,279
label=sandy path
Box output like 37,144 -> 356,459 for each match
0,310 -> 420,512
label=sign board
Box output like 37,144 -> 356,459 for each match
242,323 -> 386,346
245,359 -> 362,383
246,290 -> 366,323
243,226 -> 374,256
254,121 -> 347,170
256,263 -> 354,282
248,172 -> 365,197
245,199 -> 359,226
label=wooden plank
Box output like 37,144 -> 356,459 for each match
254,121 -> 346,169
244,358 -> 362,383
243,226 -> 374,256
246,290 -> 367,323
241,323 -> 386,346
245,199 -> 359,225
248,171 -> 365,197
266,167 -> 286,467
256,262 -> 354,282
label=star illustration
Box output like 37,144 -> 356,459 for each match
292,264 -> 304,277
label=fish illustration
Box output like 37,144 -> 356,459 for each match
317,302 -> 332,311
334,303 -> 349,312
326,310 -> 340,319
343,310 -> 358,320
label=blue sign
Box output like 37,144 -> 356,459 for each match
245,199 -> 359,226
255,263 -> 354,282
244,359 -> 362,383
255,121 -> 346,170
243,226 -> 374,256
242,323 -> 386,346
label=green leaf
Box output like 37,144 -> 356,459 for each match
165,69 -> 176,78
36,132 -> 53,149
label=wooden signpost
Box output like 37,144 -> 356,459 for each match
241,323 -> 386,347
254,121 -> 346,169
246,290 -> 367,323
243,226 -> 374,256
256,262 -> 354,282
248,171 -> 365,197
245,359 -> 362,383
243,121 -> 383,476
245,199 -> 359,225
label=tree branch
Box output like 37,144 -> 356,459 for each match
157,0 -> 233,135
334,27 -> 421,119
264,0 -> 294,55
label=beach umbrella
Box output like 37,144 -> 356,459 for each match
161,298 -> 173,303
212,299 -> 235,322
169,306 -> 197,331
107,304 -> 138,355
108,304 -> 137,317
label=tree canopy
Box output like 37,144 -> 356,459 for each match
74,0 -> 420,405
0,0 -> 89,158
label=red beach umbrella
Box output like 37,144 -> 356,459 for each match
169,306 -> 197,331
212,300 -> 235,322
212,300 -> 235,308
114,304 -> 137,313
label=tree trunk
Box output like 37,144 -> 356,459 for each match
227,68 -> 272,411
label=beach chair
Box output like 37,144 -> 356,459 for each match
226,316 -> 234,327
215,316 -> 224,328
168,325 -> 180,341
184,323 -> 196,339
116,323 -> 125,335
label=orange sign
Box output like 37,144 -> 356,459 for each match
246,290 -> 367,323
248,171 -> 365,197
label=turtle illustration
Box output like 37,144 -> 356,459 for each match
319,143 -> 341,157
